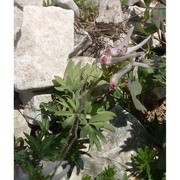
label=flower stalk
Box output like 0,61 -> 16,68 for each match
97,25 -> 150,90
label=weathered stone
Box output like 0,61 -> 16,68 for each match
22,93 -> 52,125
56,0 -> 80,17
95,0 -> 124,28
14,109 -> 31,139
127,0 -> 140,6
18,91 -> 35,106
69,105 -> 150,179
14,0 -> 43,49
14,5 -> 23,48
127,5 -> 145,25
69,29 -> 92,58
14,6 -> 74,91
14,0 -> 43,7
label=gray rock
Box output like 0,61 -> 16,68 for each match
14,0 -> 43,7
14,109 -> 31,139
69,105 -> 150,179
126,5 -> 145,26
95,0 -> 124,28
14,6 -> 74,91
18,91 -> 35,106
22,93 -> 52,125
56,0 -> 80,17
14,5 -> 23,49
127,0 -> 140,6
14,0 -> 43,49
69,28 -> 92,58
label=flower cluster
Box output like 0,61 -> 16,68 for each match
96,25 -> 150,91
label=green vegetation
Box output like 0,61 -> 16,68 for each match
74,0 -> 98,26
15,0 -> 166,179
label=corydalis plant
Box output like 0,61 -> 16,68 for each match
97,25 -> 150,91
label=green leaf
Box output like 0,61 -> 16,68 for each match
62,115 -> 76,128
122,172 -> 128,180
151,3 -> 166,31
93,135 -> 101,151
97,80 -> 108,86
90,111 -> 116,123
58,97 -> 70,109
54,75 -> 66,86
75,96 -> 81,111
130,80 -> 142,96
82,175 -> 92,180
55,85 -> 72,92
97,111 -> 116,117
144,9 -> 150,21
89,127 -> 101,151
79,114 -> 88,125
65,59 -> 74,81
127,80 -> 147,113
144,0 -> 152,7
41,135 -> 55,152
90,122 -> 115,132
40,102 -> 55,113
131,95 -> 147,114
67,98 -> 78,111
24,133 -> 41,153
73,61 -> 82,78
93,128 -> 107,143
66,76 -> 74,88
80,124 -> 90,137
144,24 -> 158,34
54,110 -> 73,116
72,78 -> 81,91
136,22 -> 149,35
38,117 -> 49,133
84,101 -> 92,114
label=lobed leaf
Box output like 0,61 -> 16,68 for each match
80,124 -> 90,138
89,126 -> 101,151
62,115 -> 76,128
90,122 -> 115,132
67,98 -> 78,111
90,111 -> 116,123
54,75 -> 66,86
54,110 -> 73,116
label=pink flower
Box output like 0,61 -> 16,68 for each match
109,61 -> 149,90
96,54 -> 112,65
97,25 -> 150,66
109,63 -> 133,91
96,25 -> 150,90
103,26 -> 150,57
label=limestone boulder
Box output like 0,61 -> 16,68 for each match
56,0 -> 80,17
95,0 -> 124,28
69,105 -> 151,179
14,5 -> 23,47
14,109 -> 31,139
14,6 -> 74,91
127,0 -> 140,6
14,0 -> 43,7
20,93 -> 52,125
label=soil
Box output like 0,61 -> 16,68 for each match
146,98 -> 166,124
